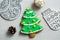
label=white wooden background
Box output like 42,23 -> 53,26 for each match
0,0 -> 60,40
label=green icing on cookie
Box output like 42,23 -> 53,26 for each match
25,8 -> 32,12
23,11 -> 36,18
23,8 -> 36,18
20,8 -> 44,34
20,24 -> 43,34
21,18 -> 41,25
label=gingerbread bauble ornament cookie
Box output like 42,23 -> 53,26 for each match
0,0 -> 22,21
34,0 -> 44,8
1,6 -> 21,20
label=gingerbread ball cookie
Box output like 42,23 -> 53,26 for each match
34,0 -> 44,8
1,6 -> 21,21
0,0 -> 21,21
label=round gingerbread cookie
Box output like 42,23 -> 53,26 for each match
1,6 -> 21,21
0,0 -> 21,21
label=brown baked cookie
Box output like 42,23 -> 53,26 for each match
29,33 -> 36,38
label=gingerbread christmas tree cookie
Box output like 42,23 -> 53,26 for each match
20,8 -> 44,38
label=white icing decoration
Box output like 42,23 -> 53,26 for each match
21,25 -> 44,34
23,14 -> 36,18
23,18 -> 41,25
